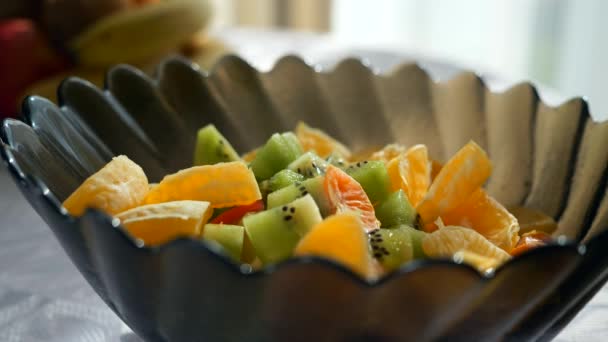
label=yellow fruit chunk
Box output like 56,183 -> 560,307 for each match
294,212 -> 374,279
369,143 -> 408,163
441,189 -> 520,252
116,200 -> 212,246
508,206 -> 557,235
386,144 -> 431,207
63,155 -> 148,216
422,225 -> 511,271
144,161 -> 261,208
416,141 -> 492,228
295,121 -> 351,159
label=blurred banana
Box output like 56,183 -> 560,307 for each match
69,0 -> 212,67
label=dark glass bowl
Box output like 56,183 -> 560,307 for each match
2,55 -> 608,342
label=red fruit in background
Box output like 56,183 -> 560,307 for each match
0,19 -> 70,119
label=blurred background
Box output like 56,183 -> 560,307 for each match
2,0 -> 606,119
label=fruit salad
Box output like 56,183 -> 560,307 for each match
62,122 -> 558,279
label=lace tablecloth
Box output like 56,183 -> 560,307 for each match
0,28 -> 605,341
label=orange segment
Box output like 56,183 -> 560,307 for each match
430,159 -> 443,181
63,155 -> 149,216
416,141 -> 492,228
508,206 -> 557,235
116,200 -> 212,246
295,121 -> 351,159
324,165 -> 380,232
241,148 -> 259,163
369,143 -> 408,163
294,212 -> 374,279
386,144 -> 431,207
144,161 -> 261,208
441,188 -> 520,251
422,225 -> 511,271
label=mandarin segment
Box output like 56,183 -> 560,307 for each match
324,165 -> 380,231
63,155 -> 149,216
295,121 -> 351,159
116,200 -> 213,246
369,143 -> 408,163
441,188 -> 520,251
294,212 -> 374,279
144,161 -> 261,208
416,141 -> 492,227
386,144 -> 431,207
422,225 -> 511,270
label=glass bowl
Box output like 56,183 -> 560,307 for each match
2,55 -> 608,341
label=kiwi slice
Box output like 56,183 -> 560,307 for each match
375,190 -> 416,228
267,169 -> 305,192
287,152 -> 329,178
345,160 -> 391,205
194,124 -> 240,165
243,194 -> 322,264
250,133 -> 303,181
325,153 -> 348,169
202,224 -> 245,261
369,225 -> 427,272
391,224 -> 427,259
266,176 -> 331,217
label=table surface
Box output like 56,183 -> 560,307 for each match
0,28 -> 606,341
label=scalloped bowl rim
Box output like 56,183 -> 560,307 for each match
0,54 -> 605,287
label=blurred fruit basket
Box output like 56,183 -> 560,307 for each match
0,0 -> 228,119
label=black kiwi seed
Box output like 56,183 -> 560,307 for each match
284,215 -> 293,221
302,191 -> 308,196
299,186 -> 306,191
373,253 -> 382,258
356,162 -> 361,167
219,140 -> 224,145
282,206 -> 288,211
364,161 -> 368,164
372,245 -> 379,250
297,168 -> 301,173
290,207 -> 295,213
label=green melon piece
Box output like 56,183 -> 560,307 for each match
194,124 -> 240,165
250,133 -> 303,181
243,194 -> 322,264
345,160 -> 391,205
368,227 -> 414,272
287,152 -> 329,178
202,224 -> 244,261
375,190 -> 416,228
266,176 -> 331,217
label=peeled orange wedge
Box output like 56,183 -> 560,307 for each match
295,121 -> 351,159
116,200 -> 212,246
416,141 -> 492,229
324,165 -> 380,232
422,225 -> 511,271
441,188 -> 520,252
63,155 -> 149,216
294,212 -> 374,279
369,143 -> 408,163
386,144 -> 431,207
241,148 -> 259,163
144,161 -> 261,208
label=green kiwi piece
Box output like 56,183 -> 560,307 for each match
202,224 -> 245,261
250,133 -> 303,181
345,160 -> 391,205
391,224 -> 427,259
375,190 -> 416,228
194,124 -> 240,165
267,169 -> 305,192
243,195 -> 322,264
287,152 -> 329,178
266,176 -> 331,217
368,228 -> 414,272
325,153 -> 348,169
